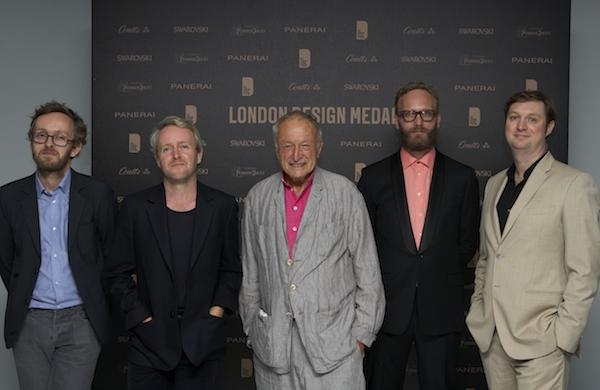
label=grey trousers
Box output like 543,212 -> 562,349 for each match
253,324 -> 365,390
13,305 -> 101,390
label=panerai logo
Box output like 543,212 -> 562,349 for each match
169,82 -> 213,91
114,111 -> 156,119
283,26 -> 327,33
227,54 -> 269,62
454,84 -> 496,92
511,57 -> 553,64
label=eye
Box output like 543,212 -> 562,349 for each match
527,116 -> 539,124
54,134 -> 68,142
160,145 -> 172,154
507,114 -> 519,121
179,143 -> 190,150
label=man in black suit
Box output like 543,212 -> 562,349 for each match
0,101 -> 115,390
359,82 -> 480,390
105,116 -> 241,390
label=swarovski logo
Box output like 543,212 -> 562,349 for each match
230,140 -> 266,147
400,56 -> 436,63
458,27 -> 494,36
173,25 -> 208,33
343,83 -> 380,91
116,54 -> 152,62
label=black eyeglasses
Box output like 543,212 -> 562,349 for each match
396,109 -> 438,122
32,131 -> 74,147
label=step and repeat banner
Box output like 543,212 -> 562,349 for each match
92,1 -> 570,389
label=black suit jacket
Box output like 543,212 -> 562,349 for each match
0,170 -> 115,348
104,181 -> 241,370
358,150 -> 479,336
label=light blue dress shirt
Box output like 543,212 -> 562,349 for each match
30,170 -> 82,309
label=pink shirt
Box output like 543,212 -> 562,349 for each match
400,148 -> 436,249
283,175 -> 314,257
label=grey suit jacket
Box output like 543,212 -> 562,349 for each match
239,167 -> 385,374
466,152 -> 600,359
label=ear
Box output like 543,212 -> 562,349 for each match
316,140 -> 324,158
436,113 -> 442,128
197,148 -> 204,165
545,120 -> 555,137
69,143 -> 82,158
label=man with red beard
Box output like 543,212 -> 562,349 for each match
359,82 -> 480,390
0,101 -> 115,390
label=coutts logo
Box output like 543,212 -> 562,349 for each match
343,83 -> 380,91
230,140 -> 266,147
458,27 -> 494,36
288,82 -> 321,91
345,54 -> 379,63
118,25 -> 150,34
284,26 -> 327,33
511,56 -> 553,64
231,25 -> 266,36
401,56 -> 436,63
119,82 -> 152,93
114,111 -> 156,119
169,82 -> 212,91
176,53 -> 209,64
403,26 -> 436,35
118,167 -> 151,176
458,140 -> 491,149
173,25 -> 208,33
227,54 -> 269,62
116,54 -> 152,62
454,84 -> 496,92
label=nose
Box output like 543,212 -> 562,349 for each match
44,135 -> 54,147
516,117 -> 527,130
414,113 -> 424,126
292,146 -> 301,161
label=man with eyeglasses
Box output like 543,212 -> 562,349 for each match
358,82 -> 480,389
0,101 -> 116,390
104,116 -> 241,389
466,91 -> 600,389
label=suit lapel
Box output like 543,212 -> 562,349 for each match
22,175 -> 41,257
419,152 -> 444,252
146,185 -> 174,279
490,174 -> 508,244
68,172 -> 84,253
190,182 -> 215,270
390,152 -> 418,254
501,153 -> 553,240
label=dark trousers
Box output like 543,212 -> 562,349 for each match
127,352 -> 218,390
365,296 -> 461,390
13,305 -> 101,390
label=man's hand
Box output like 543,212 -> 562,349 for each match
357,340 -> 366,354
209,306 -> 225,318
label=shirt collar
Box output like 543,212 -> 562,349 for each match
400,147 -> 436,170
35,169 -> 72,196
506,151 -> 547,183
281,172 -> 315,197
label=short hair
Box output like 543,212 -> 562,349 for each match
149,116 -> 203,158
504,90 -> 556,123
272,110 -> 322,147
394,81 -> 440,112
28,101 -> 87,146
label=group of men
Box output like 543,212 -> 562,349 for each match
0,82 -> 599,390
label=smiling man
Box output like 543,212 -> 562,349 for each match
0,101 -> 115,390
466,91 -> 600,389
105,116 -> 241,390
239,110 -> 385,390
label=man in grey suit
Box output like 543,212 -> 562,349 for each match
239,110 -> 385,390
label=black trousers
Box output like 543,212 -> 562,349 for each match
365,294 -> 461,390
127,352 -> 218,390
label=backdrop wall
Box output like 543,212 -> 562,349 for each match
0,0 -> 599,389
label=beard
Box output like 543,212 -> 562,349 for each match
32,147 -> 72,173
400,125 -> 438,152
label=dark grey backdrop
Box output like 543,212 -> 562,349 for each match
92,1 -> 570,389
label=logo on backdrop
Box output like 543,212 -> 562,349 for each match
454,84 -> 496,92
525,79 -> 538,91
458,140 -> 491,150
118,25 -> 151,34
128,133 -> 141,153
231,167 -> 266,178
116,54 -> 152,63
172,25 -> 208,33
402,26 -> 436,35
460,55 -> 493,66
400,55 -> 436,63
345,54 -> 379,63
119,82 -> 152,93
114,111 -> 156,119
184,105 -> 197,124
118,166 -> 151,176
343,83 -> 380,92
457,27 -> 495,36
511,56 -> 553,65
169,82 -> 213,91
241,359 -> 253,378
227,54 -> 269,62
299,49 -> 311,69
283,26 -> 327,33
242,77 -> 254,97
176,53 -> 209,64
288,82 -> 321,92
356,20 -> 368,40
468,107 -> 481,127
231,25 -> 267,36
229,139 -> 266,147
340,140 -> 383,148
517,27 -> 551,38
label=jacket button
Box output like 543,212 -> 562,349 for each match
170,311 -> 175,318
290,284 -> 297,291
12,273 -> 18,278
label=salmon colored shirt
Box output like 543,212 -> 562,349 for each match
400,148 -> 436,249
283,175 -> 314,258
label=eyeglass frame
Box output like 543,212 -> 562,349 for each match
31,131 -> 75,147
395,109 -> 438,122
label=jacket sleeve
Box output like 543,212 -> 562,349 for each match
459,169 -> 480,266
348,188 -> 385,347
238,194 -> 261,335
555,172 -> 600,353
211,198 -> 242,314
0,190 -> 14,288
